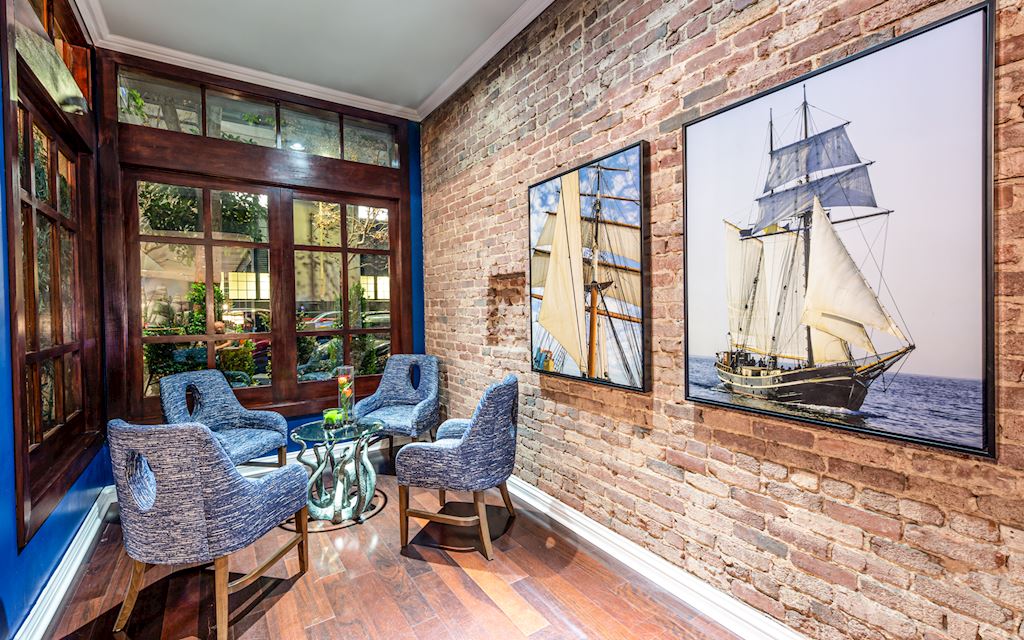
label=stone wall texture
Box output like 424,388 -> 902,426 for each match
420,0 -> 1024,637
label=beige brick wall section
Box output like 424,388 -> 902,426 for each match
421,0 -> 1024,637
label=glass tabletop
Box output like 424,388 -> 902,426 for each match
292,418 -> 384,444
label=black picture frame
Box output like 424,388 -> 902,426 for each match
528,140 -> 651,392
681,1 -> 995,457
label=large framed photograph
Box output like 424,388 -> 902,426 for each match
530,142 -> 649,391
683,3 -> 994,456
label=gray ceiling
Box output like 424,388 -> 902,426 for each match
93,0 -> 532,113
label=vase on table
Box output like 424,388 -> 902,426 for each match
337,365 -> 355,424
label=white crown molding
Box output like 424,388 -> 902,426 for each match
14,486 -> 117,640
506,476 -> 808,640
416,0 -> 557,118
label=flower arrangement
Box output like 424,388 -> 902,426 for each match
323,365 -> 356,428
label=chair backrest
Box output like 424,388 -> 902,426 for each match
107,419 -> 243,564
460,374 -> 519,481
377,354 -> 439,406
160,369 -> 242,428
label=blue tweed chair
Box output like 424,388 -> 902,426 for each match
106,419 -> 308,639
396,374 -> 518,560
160,369 -> 288,466
353,354 -> 440,453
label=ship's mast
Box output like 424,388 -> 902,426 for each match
801,85 -> 815,366
586,170 -> 603,377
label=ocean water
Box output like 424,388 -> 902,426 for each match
687,356 -> 984,449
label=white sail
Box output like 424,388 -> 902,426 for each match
538,213 -> 641,265
751,231 -> 806,359
723,222 -> 764,351
810,327 -> 853,364
801,198 -> 906,355
754,164 -> 876,233
764,124 -> 862,192
585,260 -> 641,309
536,172 -> 588,370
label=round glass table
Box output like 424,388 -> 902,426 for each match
290,418 -> 385,530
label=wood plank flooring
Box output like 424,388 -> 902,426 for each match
50,454 -> 739,640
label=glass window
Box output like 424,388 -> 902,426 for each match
36,214 -> 53,348
213,246 -> 271,333
59,230 -> 75,342
347,204 -> 389,249
344,117 -> 399,168
216,339 -> 271,388
33,126 -> 50,203
295,251 -> 342,329
297,335 -> 344,382
138,181 -> 203,238
348,254 -> 390,329
140,242 -> 207,335
351,333 -> 390,376
212,190 -> 269,243
143,342 -> 207,397
206,90 -> 277,148
57,151 -> 73,216
293,199 -> 341,246
281,103 -> 340,159
117,69 -> 201,135
40,358 -> 55,429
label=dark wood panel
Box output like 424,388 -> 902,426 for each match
117,125 -> 402,199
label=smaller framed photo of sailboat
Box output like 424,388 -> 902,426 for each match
529,142 -> 649,391
683,2 -> 995,456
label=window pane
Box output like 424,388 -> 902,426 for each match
343,117 -> 398,168
213,247 -> 271,333
206,90 -> 277,148
293,199 -> 341,246
33,126 -> 50,202
57,151 -> 73,216
140,243 -> 207,335
60,229 -> 75,342
40,358 -> 55,429
216,338 -> 271,388
143,342 -> 207,397
347,204 -> 389,249
281,104 -> 340,159
117,69 -> 201,135
351,333 -> 390,376
138,181 -> 203,238
63,351 -> 81,418
36,213 -> 53,348
18,108 -> 28,190
212,190 -> 269,243
295,251 -> 342,330
347,254 -> 389,329
297,335 -> 344,382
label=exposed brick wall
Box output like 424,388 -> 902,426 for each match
420,0 -> 1024,637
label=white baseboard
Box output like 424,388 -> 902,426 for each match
505,476 -> 805,640
14,485 -> 117,640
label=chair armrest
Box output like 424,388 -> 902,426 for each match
436,418 -> 470,441
409,396 -> 440,438
353,391 -> 385,419
395,439 -> 462,489
236,410 -> 288,439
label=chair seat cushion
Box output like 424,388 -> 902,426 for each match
213,428 -> 285,465
363,404 -> 418,436
436,419 -> 470,440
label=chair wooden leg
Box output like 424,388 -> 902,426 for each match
214,556 -> 229,640
498,482 -> 516,518
474,491 -> 493,560
112,559 -> 147,633
399,484 -> 410,547
277,446 -> 287,467
296,506 -> 309,574
438,488 -> 446,506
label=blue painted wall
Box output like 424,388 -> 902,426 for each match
0,97 -> 112,638
408,122 -> 425,354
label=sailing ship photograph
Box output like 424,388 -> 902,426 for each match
683,7 -> 992,454
529,142 -> 647,391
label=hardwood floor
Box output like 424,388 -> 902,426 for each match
51,455 -> 738,640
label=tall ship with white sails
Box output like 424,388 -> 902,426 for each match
716,90 -> 914,411
530,152 -> 643,389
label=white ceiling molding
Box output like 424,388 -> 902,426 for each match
416,0 -> 557,118
75,0 -> 557,122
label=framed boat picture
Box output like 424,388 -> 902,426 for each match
529,141 -> 650,391
682,3 -> 995,456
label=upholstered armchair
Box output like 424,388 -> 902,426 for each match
396,374 -> 519,560
160,369 -> 288,466
107,419 -> 308,639
353,354 -> 440,453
